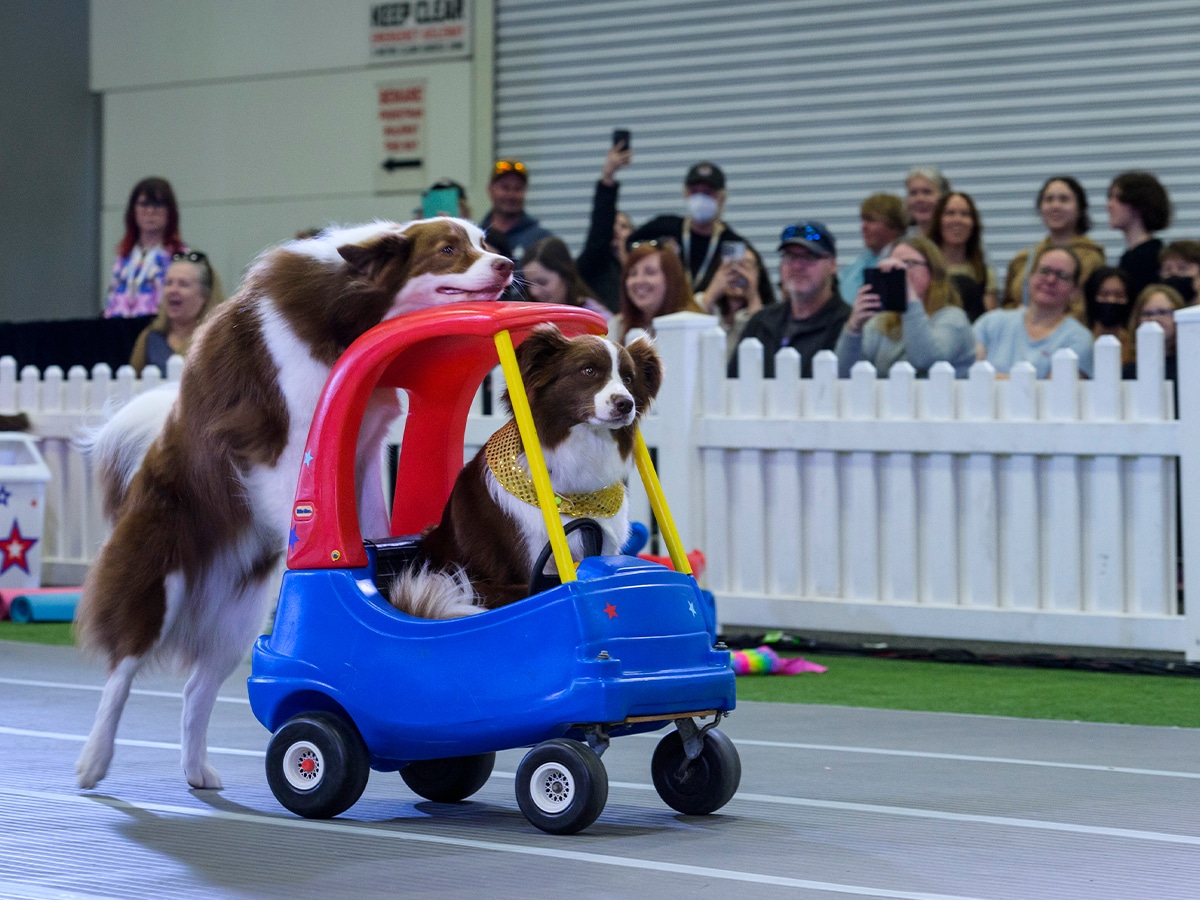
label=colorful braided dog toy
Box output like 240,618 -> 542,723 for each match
730,646 -> 827,676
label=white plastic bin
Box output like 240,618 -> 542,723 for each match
0,432 -> 51,589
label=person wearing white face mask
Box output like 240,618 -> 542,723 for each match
626,161 -> 775,308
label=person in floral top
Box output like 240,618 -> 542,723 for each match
104,177 -> 187,317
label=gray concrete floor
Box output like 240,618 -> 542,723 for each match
2,639 -> 1200,899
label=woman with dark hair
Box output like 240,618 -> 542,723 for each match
104,176 -> 188,318
1001,176 -> 1105,315
1108,170 -> 1173,302
836,235 -> 975,378
928,191 -> 995,320
612,242 -> 702,344
129,251 -> 224,375
521,237 -> 611,318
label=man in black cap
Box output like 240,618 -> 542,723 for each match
627,161 -> 774,306
728,221 -> 849,378
478,159 -> 552,266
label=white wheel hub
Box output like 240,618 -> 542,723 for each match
283,740 -> 324,791
529,761 -> 575,813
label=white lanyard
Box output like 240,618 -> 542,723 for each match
681,219 -> 724,287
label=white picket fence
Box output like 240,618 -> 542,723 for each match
7,309 -> 1199,660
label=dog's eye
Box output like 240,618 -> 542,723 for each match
440,245 -> 456,255
582,366 -> 596,377
622,375 -> 632,385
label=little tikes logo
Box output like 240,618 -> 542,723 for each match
294,503 -> 315,520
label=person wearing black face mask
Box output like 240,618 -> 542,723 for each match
1083,266 -> 1133,364
626,161 -> 775,308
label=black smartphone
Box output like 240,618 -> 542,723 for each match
612,129 -> 631,151
865,267 -> 907,312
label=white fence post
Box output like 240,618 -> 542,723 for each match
1174,308 -> 1200,660
643,311 -> 719,554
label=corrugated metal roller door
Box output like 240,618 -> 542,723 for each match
495,0 -> 1200,285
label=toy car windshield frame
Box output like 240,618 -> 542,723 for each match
285,301 -> 690,576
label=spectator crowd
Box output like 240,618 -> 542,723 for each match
102,150 -> 1192,386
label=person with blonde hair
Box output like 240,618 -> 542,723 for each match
129,251 -> 224,375
836,235 -> 975,378
1123,283 -> 1184,382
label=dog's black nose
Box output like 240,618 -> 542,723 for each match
613,396 -> 633,417
493,257 -> 514,276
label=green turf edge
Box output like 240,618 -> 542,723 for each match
4,627 -> 1200,728
732,653 -> 1200,728
0,622 -> 75,646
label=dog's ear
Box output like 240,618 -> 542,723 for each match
338,233 -> 412,281
500,325 -> 568,416
515,325 -> 570,385
625,335 -> 664,401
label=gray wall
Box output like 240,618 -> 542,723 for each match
0,0 -> 99,322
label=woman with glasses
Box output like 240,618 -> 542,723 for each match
1001,176 -> 1105,316
1122,283 -> 1183,382
904,166 -> 950,238
611,242 -> 703,344
104,177 -> 188,318
835,236 -> 975,378
975,246 -> 1093,378
129,251 -> 224,375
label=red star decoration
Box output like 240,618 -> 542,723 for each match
603,602 -> 618,619
1,520 -> 36,574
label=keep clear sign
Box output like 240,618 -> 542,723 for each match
375,80 -> 425,193
369,0 -> 472,61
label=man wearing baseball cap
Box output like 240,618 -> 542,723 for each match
728,220 -> 849,378
626,161 -> 774,306
479,159 -> 553,265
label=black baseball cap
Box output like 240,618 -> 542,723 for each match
684,161 -> 725,191
778,221 -> 836,257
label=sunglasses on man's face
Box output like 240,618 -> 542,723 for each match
173,251 -> 208,264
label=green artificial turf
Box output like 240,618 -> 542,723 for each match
0,622 -> 75,646
4,624 -> 1200,727
734,652 -> 1200,728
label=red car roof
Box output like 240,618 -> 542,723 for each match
287,302 -> 608,570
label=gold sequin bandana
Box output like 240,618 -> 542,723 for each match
484,419 -> 625,519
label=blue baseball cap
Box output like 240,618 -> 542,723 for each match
778,221 -> 836,257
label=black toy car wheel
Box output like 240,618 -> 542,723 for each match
515,738 -> 608,835
528,518 -> 604,595
651,727 -> 741,816
401,752 -> 496,802
265,711 -> 370,819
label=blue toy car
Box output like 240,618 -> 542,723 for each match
247,303 -> 738,834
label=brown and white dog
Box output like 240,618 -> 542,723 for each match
75,218 -> 513,790
391,326 -> 663,616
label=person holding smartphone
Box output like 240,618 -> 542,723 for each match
835,236 -> 975,378
626,161 -> 775,309
576,134 -> 634,312
701,242 -> 763,360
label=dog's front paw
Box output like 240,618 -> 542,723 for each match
185,761 -> 224,790
76,743 -> 112,790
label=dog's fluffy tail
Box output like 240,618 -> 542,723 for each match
85,384 -> 178,520
387,564 -> 486,619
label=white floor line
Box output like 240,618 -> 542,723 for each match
0,785 -> 991,900
0,676 -> 250,704
4,725 -> 1199,846
717,737 -> 1200,780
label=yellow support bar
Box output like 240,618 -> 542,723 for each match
493,330 -> 577,583
633,428 -> 692,576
